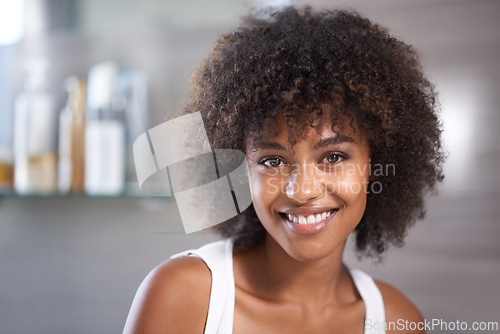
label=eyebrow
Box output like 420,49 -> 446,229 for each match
253,141 -> 287,150
313,135 -> 355,149
253,135 -> 355,151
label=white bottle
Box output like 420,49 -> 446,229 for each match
84,62 -> 125,196
117,70 -> 149,194
13,58 -> 58,195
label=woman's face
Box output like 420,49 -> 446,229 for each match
245,108 -> 371,262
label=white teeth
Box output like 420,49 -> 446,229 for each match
285,210 -> 334,225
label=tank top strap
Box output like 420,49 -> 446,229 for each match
170,239 -> 235,334
348,268 -> 386,334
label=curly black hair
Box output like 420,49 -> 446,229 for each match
183,6 -> 445,257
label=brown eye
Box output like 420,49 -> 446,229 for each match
260,157 -> 284,168
321,152 -> 346,165
326,154 -> 340,163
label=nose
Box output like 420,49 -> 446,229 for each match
285,163 -> 324,203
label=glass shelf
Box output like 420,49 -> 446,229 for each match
0,189 -> 169,200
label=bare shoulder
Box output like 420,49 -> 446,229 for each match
375,280 -> 426,334
123,256 -> 212,334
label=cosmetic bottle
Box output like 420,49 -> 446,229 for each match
13,58 -> 58,195
58,77 -> 86,194
0,148 -> 13,194
117,69 -> 149,194
84,62 -> 126,196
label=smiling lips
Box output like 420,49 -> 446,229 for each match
285,210 -> 334,225
280,209 -> 339,235
279,209 -> 339,234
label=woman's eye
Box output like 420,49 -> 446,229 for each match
321,153 -> 345,164
260,157 -> 285,168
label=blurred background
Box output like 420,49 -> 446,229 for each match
0,0 -> 498,333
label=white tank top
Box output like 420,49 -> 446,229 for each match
171,239 -> 386,334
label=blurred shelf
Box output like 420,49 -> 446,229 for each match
0,190 -> 169,200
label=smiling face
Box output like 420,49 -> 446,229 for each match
245,107 -> 371,262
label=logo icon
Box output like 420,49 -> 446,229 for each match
133,112 -> 252,233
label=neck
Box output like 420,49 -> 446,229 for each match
236,234 -> 353,307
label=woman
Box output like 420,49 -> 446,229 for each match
124,6 -> 444,334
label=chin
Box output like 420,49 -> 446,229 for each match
278,233 -> 345,263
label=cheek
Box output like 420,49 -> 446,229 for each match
247,172 -> 283,230
326,163 -> 370,205
248,170 -> 283,210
